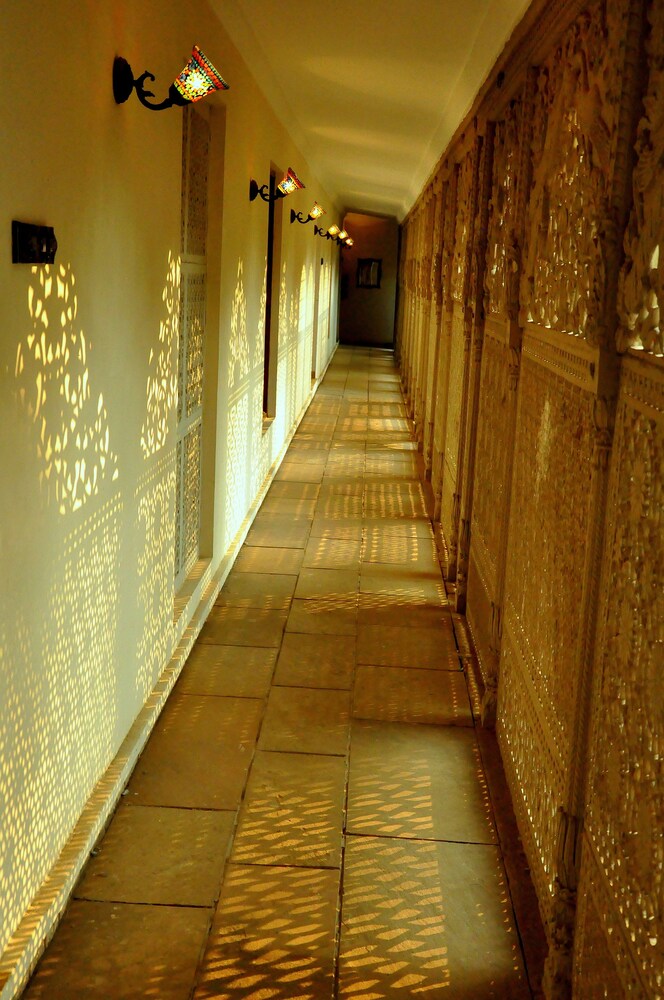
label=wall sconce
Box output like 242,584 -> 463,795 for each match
113,45 -> 229,111
250,168 -> 305,203
342,237 -> 354,248
290,203 -> 325,225
314,224 -> 352,246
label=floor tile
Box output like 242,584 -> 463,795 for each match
274,462 -> 326,483
338,836 -> 529,999
232,545 -> 304,575
231,751 -> 346,867
259,686 -> 350,755
128,694 -> 262,809
309,517 -> 364,540
258,495 -> 318,517
354,665 -> 473,726
360,564 -> 446,604
287,597 -> 358,636
358,592 -> 450,628
198,606 -> 287,647
177,643 -> 276,698
302,535 -> 363,570
75,804 -> 235,906
295,566 -> 359,600
214,571 -> 298,611
273,632 -> 356,689
23,900 -> 211,1000
265,481 -> 320,500
193,865 -> 339,999
244,520 -> 311,549
357,623 -> 461,670
347,721 -> 497,844
362,527 -> 439,567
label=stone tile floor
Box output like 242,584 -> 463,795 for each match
23,347 -> 545,999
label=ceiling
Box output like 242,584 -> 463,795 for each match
213,0 -> 531,221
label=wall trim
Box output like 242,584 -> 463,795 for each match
0,346 -> 338,1000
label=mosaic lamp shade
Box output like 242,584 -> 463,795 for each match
345,237 -> 354,246
327,225 -> 341,237
338,230 -> 348,241
173,46 -> 229,102
277,168 -> 305,196
309,203 -> 325,220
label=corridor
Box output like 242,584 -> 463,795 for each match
23,347 -> 542,999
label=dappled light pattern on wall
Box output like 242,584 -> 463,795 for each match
229,259 -> 250,389
135,451 -> 176,700
0,495 -> 120,956
16,263 -> 119,514
140,253 -> 180,457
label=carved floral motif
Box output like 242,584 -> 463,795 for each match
583,362 -> 664,995
451,149 -> 476,304
486,102 -> 522,319
520,3 -> 623,343
618,0 -> 664,355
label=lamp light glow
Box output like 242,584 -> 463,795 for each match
277,168 -> 305,196
345,238 -> 354,246
338,230 -> 348,241
327,225 -> 340,237
309,203 -> 325,220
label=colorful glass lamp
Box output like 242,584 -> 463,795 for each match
113,45 -> 229,111
250,168 -> 305,203
290,203 -> 326,225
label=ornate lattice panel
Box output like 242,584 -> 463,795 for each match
136,452 -> 176,701
578,356 -> 664,996
182,272 -> 206,417
175,107 -> 209,588
618,0 -> 664,356
497,613 -> 563,913
497,355 -> 595,912
225,393 -> 249,547
485,101 -> 522,319
520,2 -> 627,344
450,150 -> 476,304
470,332 -> 513,589
183,108 -> 209,258
182,421 -> 202,577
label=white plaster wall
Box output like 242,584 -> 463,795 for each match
0,0 -> 339,971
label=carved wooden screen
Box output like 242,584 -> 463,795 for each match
574,3 -> 664,989
175,106 -> 209,588
467,95 -> 528,716
496,4 -> 636,983
440,139 -> 480,576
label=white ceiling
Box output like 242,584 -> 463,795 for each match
213,0 -> 531,220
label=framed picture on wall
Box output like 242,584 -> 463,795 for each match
356,258 -> 382,289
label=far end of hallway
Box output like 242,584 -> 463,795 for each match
23,347 -> 546,1000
